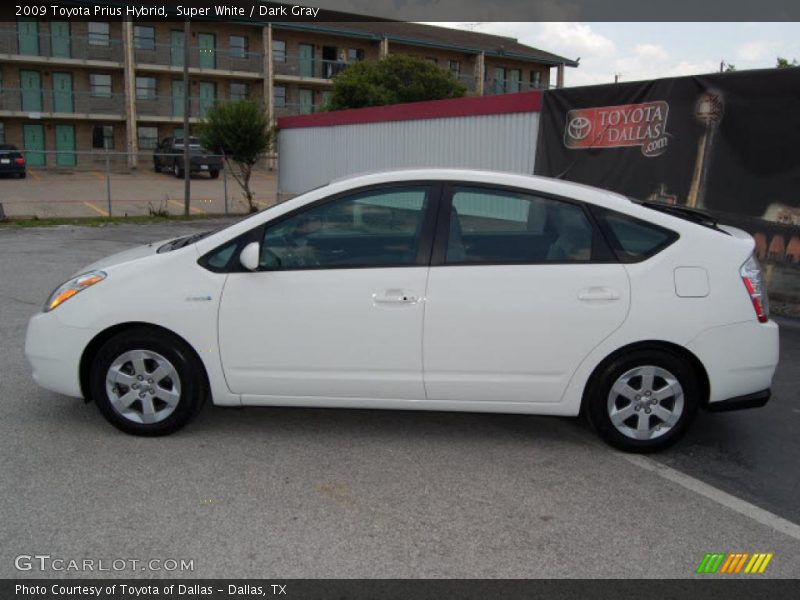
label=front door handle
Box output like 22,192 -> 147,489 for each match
373,289 -> 419,304
578,287 -> 620,302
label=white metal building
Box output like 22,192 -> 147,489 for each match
277,92 -> 542,196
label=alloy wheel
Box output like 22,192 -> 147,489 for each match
606,365 -> 684,440
105,349 -> 182,424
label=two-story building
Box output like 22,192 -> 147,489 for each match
0,18 -> 577,168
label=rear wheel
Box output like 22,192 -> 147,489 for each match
209,169 -> 219,179
585,349 -> 699,452
19,171 -> 26,179
173,162 -> 184,178
89,327 -> 206,436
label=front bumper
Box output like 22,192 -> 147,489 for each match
705,388 -> 771,412
25,311 -> 98,398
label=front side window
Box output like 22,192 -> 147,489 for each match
89,73 -> 112,97
87,22 -> 109,46
259,186 -> 432,269
446,186 -> 593,264
230,35 -> 248,58
133,26 -> 155,50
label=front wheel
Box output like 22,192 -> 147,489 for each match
173,162 -> 184,178
585,349 -> 700,453
89,327 -> 207,436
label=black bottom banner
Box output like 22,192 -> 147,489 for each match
4,579 -> 800,600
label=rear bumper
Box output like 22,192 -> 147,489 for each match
687,319 -> 779,405
0,165 -> 25,174
705,388 -> 770,412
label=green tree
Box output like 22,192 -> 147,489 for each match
776,57 -> 799,68
723,63 -> 736,72
200,99 -> 275,213
326,54 -> 466,111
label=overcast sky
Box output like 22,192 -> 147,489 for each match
428,22 -> 800,87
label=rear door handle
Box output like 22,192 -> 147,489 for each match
578,287 -> 620,302
373,288 -> 419,304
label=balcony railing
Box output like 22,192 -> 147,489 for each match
485,78 -> 554,95
0,88 -> 125,115
0,28 -> 125,63
136,95 -> 263,119
135,43 -> 264,74
273,54 -> 352,80
274,103 -> 321,118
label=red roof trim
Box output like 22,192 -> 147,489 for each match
277,91 -> 543,129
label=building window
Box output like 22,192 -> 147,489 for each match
272,40 -> 286,62
92,125 -> 114,149
273,85 -> 286,107
531,70 -> 542,88
347,48 -> 364,62
87,22 -> 110,47
230,35 -> 248,58
135,76 -> 156,100
89,73 -> 112,97
509,69 -> 521,92
230,82 -> 249,101
0,122 -> 5,144
133,26 -> 155,50
448,60 -> 460,76
137,126 -> 158,150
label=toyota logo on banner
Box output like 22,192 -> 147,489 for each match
566,116 -> 592,141
563,101 -> 671,157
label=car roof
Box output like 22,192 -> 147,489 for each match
328,168 -> 634,208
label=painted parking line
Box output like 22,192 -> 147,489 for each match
91,171 -> 106,181
83,201 -> 109,217
27,169 -> 40,180
167,199 -> 206,214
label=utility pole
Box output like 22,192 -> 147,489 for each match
183,19 -> 191,217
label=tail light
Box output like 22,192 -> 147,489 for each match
14,157 -> 25,165
740,255 -> 769,323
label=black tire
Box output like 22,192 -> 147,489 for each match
153,158 -> 160,172
173,162 -> 184,178
584,348 -> 700,453
89,327 -> 207,436
209,169 -> 220,179
19,171 -> 27,179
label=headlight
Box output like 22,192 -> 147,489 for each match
44,270 -> 106,312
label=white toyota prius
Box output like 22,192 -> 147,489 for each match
25,169 -> 779,452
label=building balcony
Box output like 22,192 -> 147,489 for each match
0,28 -> 124,65
134,43 -> 264,77
136,95 -> 265,121
485,78 -> 554,95
0,88 -> 125,118
273,54 -> 352,82
274,103 -> 321,118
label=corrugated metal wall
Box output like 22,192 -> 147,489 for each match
278,112 -> 540,195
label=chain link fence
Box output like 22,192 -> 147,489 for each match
0,149 -> 278,219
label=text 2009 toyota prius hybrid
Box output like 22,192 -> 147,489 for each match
25,170 -> 779,452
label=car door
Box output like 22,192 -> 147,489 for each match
423,183 -> 630,405
217,183 -> 439,401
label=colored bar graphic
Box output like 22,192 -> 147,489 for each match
696,552 -> 772,575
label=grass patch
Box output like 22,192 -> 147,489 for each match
0,214 -> 232,229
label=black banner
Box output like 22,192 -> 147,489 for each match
4,579 -> 800,599
535,68 -> 800,307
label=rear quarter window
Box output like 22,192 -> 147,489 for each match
594,208 -> 678,263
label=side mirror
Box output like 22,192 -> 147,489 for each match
239,241 -> 260,271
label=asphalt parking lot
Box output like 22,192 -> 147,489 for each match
0,168 -> 277,218
1,221 -> 799,579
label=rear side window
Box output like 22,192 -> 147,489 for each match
594,208 -> 677,263
446,186 -> 594,264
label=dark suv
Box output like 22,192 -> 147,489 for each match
0,145 -> 27,178
153,136 -> 223,179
